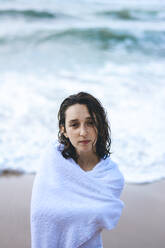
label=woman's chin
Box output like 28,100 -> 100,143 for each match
77,146 -> 94,154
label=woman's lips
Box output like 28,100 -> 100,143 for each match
79,140 -> 90,145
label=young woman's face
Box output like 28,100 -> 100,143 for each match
62,104 -> 98,155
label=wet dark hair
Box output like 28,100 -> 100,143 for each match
58,92 -> 111,161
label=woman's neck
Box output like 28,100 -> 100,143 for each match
77,152 -> 100,171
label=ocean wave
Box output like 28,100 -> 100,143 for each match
1,8 -> 165,22
1,27 -> 165,56
96,9 -> 165,21
0,9 -> 70,20
40,28 -> 138,43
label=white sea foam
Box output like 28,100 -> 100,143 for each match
0,61 -> 165,184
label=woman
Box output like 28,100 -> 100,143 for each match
31,92 -> 124,248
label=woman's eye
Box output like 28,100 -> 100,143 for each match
71,123 -> 78,127
87,121 -> 94,126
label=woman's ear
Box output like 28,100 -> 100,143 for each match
60,125 -> 68,138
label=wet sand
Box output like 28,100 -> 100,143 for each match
0,174 -> 164,248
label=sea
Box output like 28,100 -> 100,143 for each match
0,0 -> 165,184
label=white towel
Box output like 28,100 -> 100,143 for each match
30,141 -> 124,248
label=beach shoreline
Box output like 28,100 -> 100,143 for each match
0,174 -> 164,248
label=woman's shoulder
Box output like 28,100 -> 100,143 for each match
42,140 -> 63,155
105,157 -> 125,192
36,140 -> 61,170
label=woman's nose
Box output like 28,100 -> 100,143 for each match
80,125 -> 88,136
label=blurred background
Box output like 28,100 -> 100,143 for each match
0,0 -> 165,184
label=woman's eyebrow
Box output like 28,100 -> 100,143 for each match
69,119 -> 78,123
69,117 -> 92,123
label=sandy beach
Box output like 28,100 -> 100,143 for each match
0,174 -> 164,248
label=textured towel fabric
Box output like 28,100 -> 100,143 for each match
79,230 -> 103,248
31,141 -> 124,248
